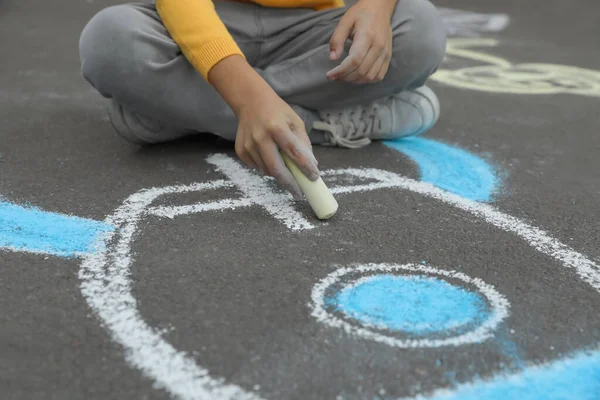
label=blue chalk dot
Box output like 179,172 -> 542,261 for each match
329,275 -> 490,336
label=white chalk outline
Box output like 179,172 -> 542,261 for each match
209,154 -> 314,230
310,264 -> 510,348
79,154 -> 600,400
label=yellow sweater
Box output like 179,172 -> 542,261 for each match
156,0 -> 344,80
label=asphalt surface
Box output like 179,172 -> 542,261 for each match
1,0 -> 599,399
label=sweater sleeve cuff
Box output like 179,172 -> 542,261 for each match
189,37 -> 245,80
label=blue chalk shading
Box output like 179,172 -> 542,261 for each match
384,137 -> 499,202
494,328 -> 526,370
421,350 -> 600,400
0,200 -> 113,257
328,275 -> 490,335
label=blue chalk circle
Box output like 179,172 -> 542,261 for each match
328,274 -> 491,336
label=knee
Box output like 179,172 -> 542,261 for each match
389,0 -> 447,88
79,5 -> 157,96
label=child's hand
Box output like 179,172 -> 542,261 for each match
235,92 -> 320,199
327,0 -> 396,84
208,55 -> 320,199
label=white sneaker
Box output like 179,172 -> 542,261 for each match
313,86 -> 440,149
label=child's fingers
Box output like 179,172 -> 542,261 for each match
343,45 -> 381,82
355,51 -> 387,84
247,143 -> 268,176
271,124 -> 319,182
329,14 -> 354,61
327,35 -> 369,80
235,136 -> 259,170
260,141 -> 303,199
281,140 -> 319,182
289,118 -> 319,167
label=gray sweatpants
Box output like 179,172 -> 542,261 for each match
79,0 -> 446,143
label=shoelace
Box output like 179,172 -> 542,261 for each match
314,106 -> 381,149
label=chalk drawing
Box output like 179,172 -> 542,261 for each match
399,348 -> 600,400
438,8 -> 510,37
333,275 -> 489,335
0,200 -> 113,257
78,154 -> 600,399
432,38 -> 600,97
311,264 -> 509,348
209,154 -> 314,230
80,179 -> 264,400
384,137 -> 498,202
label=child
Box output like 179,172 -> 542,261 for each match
79,0 -> 446,198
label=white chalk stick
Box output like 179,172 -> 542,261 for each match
281,153 -> 338,220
